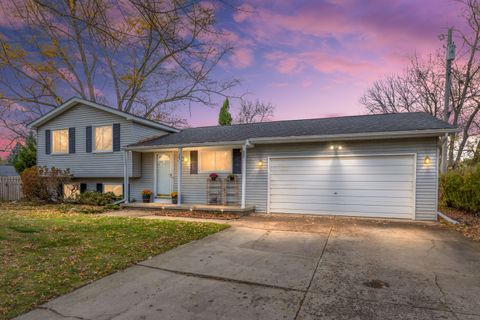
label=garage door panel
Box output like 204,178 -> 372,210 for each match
269,166 -> 413,175
271,157 -> 414,168
270,188 -> 413,198
270,174 -> 413,182
270,180 -> 414,190
269,155 -> 415,219
268,208 -> 409,218
269,195 -> 412,206
270,202 -> 412,215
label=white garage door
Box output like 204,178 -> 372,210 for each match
269,155 -> 415,219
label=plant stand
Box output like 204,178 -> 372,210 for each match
206,178 -> 223,205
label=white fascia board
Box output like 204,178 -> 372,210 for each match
28,97 -> 179,133
124,140 -> 247,151
248,128 -> 458,144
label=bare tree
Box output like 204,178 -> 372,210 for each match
360,0 -> 480,167
235,99 -> 275,124
0,0 -> 237,147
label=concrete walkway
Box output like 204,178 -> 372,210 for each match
17,214 -> 480,320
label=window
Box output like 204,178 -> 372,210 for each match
94,125 -> 113,152
199,150 -> 232,173
63,184 -> 80,198
104,183 -> 123,196
52,129 -> 69,154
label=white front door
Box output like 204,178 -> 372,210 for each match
156,153 -> 172,195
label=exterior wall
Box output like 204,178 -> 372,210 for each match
71,178 -> 124,192
129,150 -> 242,205
129,137 -> 439,220
36,103 -> 167,178
245,138 -> 439,220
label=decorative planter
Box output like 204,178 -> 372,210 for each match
172,197 -> 178,204
142,196 -> 150,203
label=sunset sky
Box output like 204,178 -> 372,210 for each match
0,0 -> 467,158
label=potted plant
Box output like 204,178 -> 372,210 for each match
141,189 -> 152,203
171,192 -> 178,204
209,173 -> 218,181
227,173 -> 236,182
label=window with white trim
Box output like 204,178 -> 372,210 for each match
104,183 -> 123,196
94,125 -> 113,152
52,129 -> 69,154
199,150 -> 232,173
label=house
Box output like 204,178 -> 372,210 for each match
0,165 -> 19,176
29,97 -> 456,220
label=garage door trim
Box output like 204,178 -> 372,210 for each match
267,153 -> 417,219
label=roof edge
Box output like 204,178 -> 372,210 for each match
125,127 -> 457,150
27,97 -> 179,133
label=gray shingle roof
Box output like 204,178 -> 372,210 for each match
129,112 -> 455,148
0,165 -> 18,176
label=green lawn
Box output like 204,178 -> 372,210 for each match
0,203 -> 228,319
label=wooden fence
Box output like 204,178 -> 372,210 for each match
0,176 -> 22,201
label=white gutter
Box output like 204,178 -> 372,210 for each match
125,140 -> 246,151
124,128 -> 457,151
248,128 -> 458,145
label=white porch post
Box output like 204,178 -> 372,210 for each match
241,143 -> 247,209
177,147 -> 182,205
123,150 -> 130,203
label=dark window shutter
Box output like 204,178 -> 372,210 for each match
96,183 -> 103,193
190,151 -> 198,174
86,126 -> 92,153
58,183 -> 64,198
113,123 -> 121,151
45,130 -> 51,155
232,149 -> 242,174
68,128 -> 75,154
80,183 -> 87,194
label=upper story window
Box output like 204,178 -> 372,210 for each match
52,129 -> 69,154
94,125 -> 113,152
199,150 -> 232,173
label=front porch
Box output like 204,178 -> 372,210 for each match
122,202 -> 255,214
124,142 -> 250,209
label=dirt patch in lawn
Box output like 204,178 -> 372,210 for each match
439,206 -> 480,241
154,210 -> 242,220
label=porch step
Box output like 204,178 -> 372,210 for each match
154,195 -> 172,204
122,203 -> 255,215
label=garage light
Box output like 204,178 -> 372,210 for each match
257,160 -> 264,168
338,146 -> 343,150
330,145 -> 335,150
330,145 -> 343,150
183,157 -> 189,163
424,156 -> 431,165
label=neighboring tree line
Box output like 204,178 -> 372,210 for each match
360,0 -> 480,168
218,98 -> 275,125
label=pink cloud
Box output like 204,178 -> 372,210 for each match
230,47 -> 254,68
265,51 -> 376,76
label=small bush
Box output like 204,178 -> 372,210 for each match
73,191 -> 121,206
21,166 -> 72,202
440,163 -> 480,214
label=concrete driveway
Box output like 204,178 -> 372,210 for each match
17,214 -> 480,320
